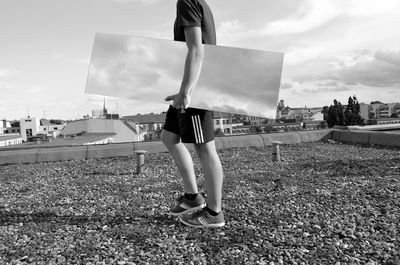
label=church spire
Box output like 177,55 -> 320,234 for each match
103,97 -> 107,115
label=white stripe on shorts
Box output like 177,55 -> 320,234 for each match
191,115 -> 204,144
191,116 -> 199,143
196,116 -> 204,143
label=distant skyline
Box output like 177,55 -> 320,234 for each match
1,0 -> 400,120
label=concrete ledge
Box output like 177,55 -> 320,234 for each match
2,129 -> 399,166
261,132 -> 302,146
298,130 -> 332,143
37,146 -> 87,163
87,143 -> 134,159
332,129 -> 400,147
214,137 -> 224,150
339,130 -> 371,145
369,132 -> 400,147
6,129 -> 383,166
133,141 -> 168,153
220,135 -> 264,148
0,149 -> 38,164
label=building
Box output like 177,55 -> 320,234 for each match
20,117 -> 66,142
1,120 -> 11,133
60,118 -> 144,143
91,98 -> 119,119
276,101 -> 323,122
123,113 -> 166,141
369,102 -> 400,119
1,120 -> 20,135
213,112 -> 234,135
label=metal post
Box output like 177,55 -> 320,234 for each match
272,141 -> 282,162
134,150 -> 147,174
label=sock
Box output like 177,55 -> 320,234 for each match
205,206 -> 220,216
184,193 -> 198,200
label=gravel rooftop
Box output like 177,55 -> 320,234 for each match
0,141 -> 399,265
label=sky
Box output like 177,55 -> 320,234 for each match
86,33 -> 283,118
1,0 -> 400,120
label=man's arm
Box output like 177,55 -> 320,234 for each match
165,26 -> 204,110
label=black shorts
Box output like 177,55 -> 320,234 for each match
163,105 -> 215,144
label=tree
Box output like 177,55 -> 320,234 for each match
333,99 -> 345,126
249,126 -> 262,134
369,112 -> 375,119
344,96 -> 363,125
327,105 -> 337,128
264,125 -> 273,133
215,128 -> 224,137
10,121 -> 20,127
391,103 -> 400,118
321,106 -> 329,121
326,96 -> 364,127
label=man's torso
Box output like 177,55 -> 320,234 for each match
174,0 -> 216,45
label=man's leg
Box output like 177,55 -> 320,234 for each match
194,140 -> 223,213
161,129 -> 198,194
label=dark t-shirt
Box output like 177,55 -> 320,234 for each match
174,0 -> 216,45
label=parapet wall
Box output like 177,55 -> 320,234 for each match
332,130 -> 400,148
1,129 -> 399,165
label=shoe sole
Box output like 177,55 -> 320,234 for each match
168,203 -> 206,216
179,217 -> 225,228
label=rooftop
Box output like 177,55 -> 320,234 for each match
123,113 -> 166,124
0,134 -> 22,141
0,141 -> 399,264
0,133 -> 115,151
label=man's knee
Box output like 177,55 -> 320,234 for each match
194,141 -> 217,158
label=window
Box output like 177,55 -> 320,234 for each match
216,120 -> 220,125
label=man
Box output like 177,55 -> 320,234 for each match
161,0 -> 225,228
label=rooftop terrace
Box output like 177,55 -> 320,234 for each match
1,141 -> 399,264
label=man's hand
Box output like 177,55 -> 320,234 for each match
165,93 -> 191,112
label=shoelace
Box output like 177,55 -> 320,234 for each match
191,208 -> 206,219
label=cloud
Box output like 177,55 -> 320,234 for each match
261,0 -> 400,36
217,20 -> 249,45
53,52 -> 90,65
261,0 -> 339,35
292,50 -> 400,88
0,82 -> 12,89
300,85 -> 351,94
329,50 -> 400,87
281,82 -> 293,89
0,69 -> 18,78
317,81 -> 338,87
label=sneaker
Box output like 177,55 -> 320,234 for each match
179,208 -> 225,228
169,194 -> 206,216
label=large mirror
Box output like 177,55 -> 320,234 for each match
86,33 -> 284,118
